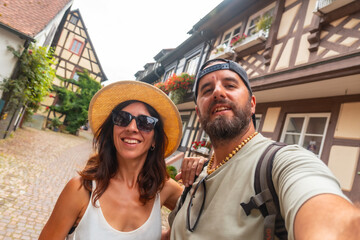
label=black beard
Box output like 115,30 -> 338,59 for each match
199,98 -> 252,144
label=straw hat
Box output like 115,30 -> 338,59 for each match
88,80 -> 182,158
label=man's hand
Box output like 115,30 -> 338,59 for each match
175,157 -> 207,187
161,229 -> 170,240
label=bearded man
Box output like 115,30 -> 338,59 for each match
170,59 -> 360,240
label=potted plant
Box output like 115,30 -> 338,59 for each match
154,81 -> 169,94
50,117 -> 62,132
255,14 -> 273,33
230,33 -> 248,47
155,73 -> 195,104
210,43 -> 234,59
191,140 -> 211,155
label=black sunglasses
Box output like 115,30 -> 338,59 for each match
186,175 -> 207,232
111,110 -> 158,132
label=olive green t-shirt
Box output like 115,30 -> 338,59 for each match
170,134 -> 348,240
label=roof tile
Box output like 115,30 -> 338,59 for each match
0,0 -> 72,37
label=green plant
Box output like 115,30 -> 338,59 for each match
230,33 -> 248,47
256,14 -> 273,32
154,81 -> 169,94
166,165 -> 177,180
164,73 -> 194,92
155,73 -> 194,104
212,43 -> 226,55
1,44 -> 56,121
50,117 -> 62,129
50,70 -> 101,134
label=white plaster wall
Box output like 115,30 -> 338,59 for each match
34,1 -> 73,47
0,28 -> 26,98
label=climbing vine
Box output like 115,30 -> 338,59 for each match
1,44 -> 56,119
50,70 -> 101,134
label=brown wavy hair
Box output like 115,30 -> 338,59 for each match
79,100 -> 169,205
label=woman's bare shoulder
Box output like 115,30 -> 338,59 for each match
160,178 -> 183,210
38,176 -> 90,239
68,176 -> 88,197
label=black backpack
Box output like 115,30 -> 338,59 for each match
240,142 -> 288,240
173,142 -> 288,240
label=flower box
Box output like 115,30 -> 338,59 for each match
313,0 -> 355,15
196,146 -> 210,155
210,45 -> 234,60
232,30 -> 268,53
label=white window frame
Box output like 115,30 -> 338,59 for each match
184,54 -> 200,76
245,2 -> 275,36
200,130 -> 210,144
280,113 -> 331,157
163,68 -> 175,82
221,22 -> 242,47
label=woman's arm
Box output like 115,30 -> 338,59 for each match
161,178 -> 183,210
39,176 -> 89,239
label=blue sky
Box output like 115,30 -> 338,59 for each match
71,0 -> 223,84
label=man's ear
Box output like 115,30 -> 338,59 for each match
251,95 -> 256,115
195,106 -> 200,116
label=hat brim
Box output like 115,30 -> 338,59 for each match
88,81 -> 182,158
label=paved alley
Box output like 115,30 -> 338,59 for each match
0,127 -> 171,239
0,127 -> 93,239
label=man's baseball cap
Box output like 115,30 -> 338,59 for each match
194,58 -> 252,102
193,58 -> 256,128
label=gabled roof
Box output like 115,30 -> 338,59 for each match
154,49 -> 174,61
0,0 -> 73,39
144,62 -> 155,69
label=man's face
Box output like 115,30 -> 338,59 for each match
195,65 -> 255,141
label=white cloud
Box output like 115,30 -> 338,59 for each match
71,0 -> 223,84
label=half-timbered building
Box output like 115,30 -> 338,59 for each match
137,0 -> 360,202
35,9 -> 107,129
0,0 -> 73,138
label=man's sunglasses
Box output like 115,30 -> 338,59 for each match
111,110 -> 158,132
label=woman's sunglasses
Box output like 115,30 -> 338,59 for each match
111,110 -> 158,132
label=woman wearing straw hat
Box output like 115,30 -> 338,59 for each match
40,81 -> 202,239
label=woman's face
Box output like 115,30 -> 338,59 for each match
113,102 -> 156,162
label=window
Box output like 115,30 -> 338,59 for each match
184,54 -> 200,75
255,114 -> 262,132
71,69 -> 82,81
246,3 -> 275,36
69,15 -> 79,25
70,39 -> 84,55
221,24 -> 242,47
163,68 -> 175,82
73,72 -> 80,81
280,113 -> 331,157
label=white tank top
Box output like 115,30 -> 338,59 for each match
67,181 -> 162,240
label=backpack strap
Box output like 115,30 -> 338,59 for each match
240,142 -> 288,240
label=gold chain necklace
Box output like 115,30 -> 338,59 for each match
207,132 -> 258,175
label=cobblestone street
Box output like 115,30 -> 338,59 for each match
0,127 -> 171,239
0,127 -> 92,239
